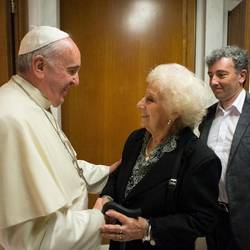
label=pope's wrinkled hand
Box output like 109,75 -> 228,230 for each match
109,159 -> 121,173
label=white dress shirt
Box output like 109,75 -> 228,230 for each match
207,89 -> 246,203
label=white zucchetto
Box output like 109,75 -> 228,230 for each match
18,26 -> 69,55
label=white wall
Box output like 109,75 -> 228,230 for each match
28,0 -> 59,28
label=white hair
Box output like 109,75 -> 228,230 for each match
147,63 -> 208,130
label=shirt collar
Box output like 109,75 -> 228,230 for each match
12,74 -> 51,110
217,89 -> 246,115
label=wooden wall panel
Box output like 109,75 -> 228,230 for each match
228,2 -> 245,48
0,0 -> 11,85
0,0 -> 27,85
228,0 -> 250,90
13,0 -> 28,71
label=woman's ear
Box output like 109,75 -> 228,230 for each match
32,55 -> 46,79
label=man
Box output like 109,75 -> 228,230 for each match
199,45 -> 249,250
0,26 -> 118,250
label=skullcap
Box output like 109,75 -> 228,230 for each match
18,26 -> 69,55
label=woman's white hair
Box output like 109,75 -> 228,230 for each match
147,63 -> 208,130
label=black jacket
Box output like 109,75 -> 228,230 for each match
199,93 -> 250,250
102,127 -> 221,250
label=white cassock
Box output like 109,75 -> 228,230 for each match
0,75 -> 109,250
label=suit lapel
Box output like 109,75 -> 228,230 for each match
125,150 -> 177,200
199,103 -> 217,142
228,93 -> 250,164
117,133 -> 144,201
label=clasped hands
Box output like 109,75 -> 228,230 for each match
100,203 -> 149,242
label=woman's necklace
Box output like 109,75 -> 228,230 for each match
14,79 -> 88,185
145,137 -> 152,161
145,147 -> 150,161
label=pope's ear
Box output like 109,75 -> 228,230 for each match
32,55 -> 46,79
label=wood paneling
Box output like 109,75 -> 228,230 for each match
183,0 -> 196,70
0,0 -> 11,85
228,0 -> 250,90
228,2 -> 245,47
60,0 -> 196,206
0,0 -> 27,85
13,0 -> 28,71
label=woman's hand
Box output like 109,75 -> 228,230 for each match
101,209 -> 149,242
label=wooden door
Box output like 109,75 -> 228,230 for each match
60,0 -> 196,206
228,0 -> 250,90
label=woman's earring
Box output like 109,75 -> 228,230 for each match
167,119 -> 172,125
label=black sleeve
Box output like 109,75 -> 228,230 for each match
150,154 -> 221,248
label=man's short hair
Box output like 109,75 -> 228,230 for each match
206,45 -> 249,72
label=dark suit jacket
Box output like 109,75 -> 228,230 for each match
102,127 -> 221,250
199,93 -> 250,250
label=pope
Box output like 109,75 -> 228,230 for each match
0,26 -> 119,250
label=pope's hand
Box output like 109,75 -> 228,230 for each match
109,159 -> 121,173
93,197 -> 105,211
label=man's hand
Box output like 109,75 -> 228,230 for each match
93,196 -> 113,211
109,159 -> 121,173
93,197 -> 106,211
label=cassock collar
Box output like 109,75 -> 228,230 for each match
12,74 -> 51,110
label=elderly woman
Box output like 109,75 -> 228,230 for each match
101,64 -> 221,250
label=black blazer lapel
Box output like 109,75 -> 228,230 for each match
125,150 -> 178,200
117,132 -> 144,201
228,93 -> 250,164
199,103 -> 217,142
